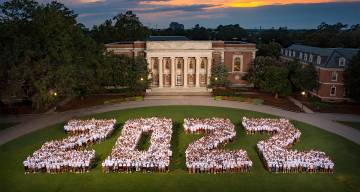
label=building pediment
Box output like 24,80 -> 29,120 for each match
146,41 -> 212,50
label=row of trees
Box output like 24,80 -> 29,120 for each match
91,19 -> 360,48
0,0 -> 149,111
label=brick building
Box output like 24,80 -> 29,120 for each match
281,44 -> 359,101
105,36 -> 256,94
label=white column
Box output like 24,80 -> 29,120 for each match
147,56 -> 152,82
159,57 -> 163,88
207,56 -> 212,85
171,57 -> 175,88
221,51 -> 225,63
184,57 -> 188,88
195,57 -> 201,87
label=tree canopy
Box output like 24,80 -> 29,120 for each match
344,51 -> 360,101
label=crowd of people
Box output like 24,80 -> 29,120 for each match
242,117 -> 334,173
23,118 -> 116,173
102,117 -> 173,173
184,118 -> 252,173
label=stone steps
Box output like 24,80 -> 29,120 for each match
146,87 -> 212,96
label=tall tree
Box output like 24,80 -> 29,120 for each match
257,41 -> 282,58
344,51 -> 360,101
210,62 -> 230,87
247,56 -> 280,88
259,65 -> 292,98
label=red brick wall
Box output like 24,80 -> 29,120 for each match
318,69 -> 344,83
317,83 -> 345,99
224,51 -> 253,85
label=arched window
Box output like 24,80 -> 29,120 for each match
233,57 -> 242,72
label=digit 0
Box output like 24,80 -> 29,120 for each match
102,117 -> 173,173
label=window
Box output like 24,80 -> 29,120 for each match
309,54 -> 313,62
292,51 -> 296,57
331,71 -> 337,82
304,53 -> 308,61
339,57 -> 346,67
285,50 -> 288,56
165,58 -> 170,69
330,85 -> 336,96
201,58 -> 207,69
233,57 -> 242,72
299,52 -> 303,60
317,56 -> 321,65
189,58 -> 195,69
152,58 -> 159,69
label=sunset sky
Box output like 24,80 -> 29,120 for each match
5,0 -> 360,29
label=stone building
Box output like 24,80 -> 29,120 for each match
105,36 -> 256,95
281,44 -> 359,101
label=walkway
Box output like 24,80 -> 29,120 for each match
1,96 -> 360,146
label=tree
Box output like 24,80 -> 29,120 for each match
259,65 -> 292,98
113,11 -> 149,41
247,56 -> 280,88
169,22 -> 184,31
188,24 -> 211,40
127,56 -> 150,93
257,41 -> 282,58
344,51 -> 360,101
214,24 -> 248,41
287,60 -> 318,92
91,11 -> 149,43
0,0 -> 104,110
210,62 -> 230,87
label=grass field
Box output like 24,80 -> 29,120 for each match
0,106 -> 359,192
338,121 -> 360,131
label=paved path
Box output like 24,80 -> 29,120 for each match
1,96 -> 360,146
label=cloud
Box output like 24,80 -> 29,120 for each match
1,0 -> 359,29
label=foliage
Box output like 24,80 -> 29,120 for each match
247,56 -> 281,88
210,62 -> 230,88
0,1 -> 149,111
248,57 -> 317,98
214,24 -> 248,41
344,51 -> 360,101
259,65 -> 292,98
287,60 -> 318,92
0,0 -> 104,110
91,11 -> 149,43
257,41 -> 282,58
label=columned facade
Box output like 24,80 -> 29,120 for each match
106,38 -> 257,93
146,41 -> 213,89
148,56 -> 211,88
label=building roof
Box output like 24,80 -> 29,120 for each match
147,36 -> 189,41
285,44 -> 359,68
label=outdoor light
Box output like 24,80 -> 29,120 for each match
301,91 -> 306,96
215,77 -> 218,81
140,77 -> 144,81
54,92 -> 57,96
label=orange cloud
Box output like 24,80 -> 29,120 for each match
140,0 -> 357,8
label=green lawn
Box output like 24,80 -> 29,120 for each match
338,121 -> 360,131
0,122 -> 17,131
0,106 -> 359,192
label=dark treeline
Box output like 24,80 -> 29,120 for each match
91,15 -> 360,49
